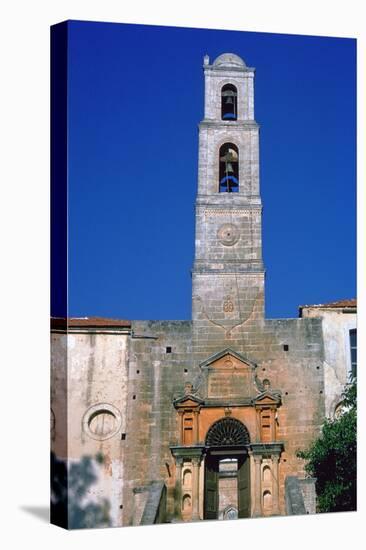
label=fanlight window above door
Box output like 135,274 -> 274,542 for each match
205,417 -> 250,447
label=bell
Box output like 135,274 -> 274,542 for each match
225,96 -> 233,105
226,162 -> 234,173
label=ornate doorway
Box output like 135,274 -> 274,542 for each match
204,418 -> 251,520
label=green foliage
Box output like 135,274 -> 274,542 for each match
298,379 -> 357,513
51,452 -> 111,529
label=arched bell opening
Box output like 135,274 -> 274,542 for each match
221,84 -> 238,121
219,143 -> 239,193
204,417 -> 250,520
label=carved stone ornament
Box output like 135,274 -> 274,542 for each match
82,403 -> 122,441
173,382 -> 204,407
184,382 -> 194,395
217,223 -> 240,246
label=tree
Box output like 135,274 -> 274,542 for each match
298,379 -> 357,513
51,452 -> 110,529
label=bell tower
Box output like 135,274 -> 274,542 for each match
192,53 -> 264,346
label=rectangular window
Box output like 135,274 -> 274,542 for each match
261,411 -> 272,442
184,417 -> 193,445
349,328 -> 357,378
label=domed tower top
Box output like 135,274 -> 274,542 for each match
212,53 -> 246,68
202,53 -> 256,121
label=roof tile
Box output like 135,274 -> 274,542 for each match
51,317 -> 131,329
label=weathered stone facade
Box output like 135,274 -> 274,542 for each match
300,300 -> 357,418
51,53 -> 356,529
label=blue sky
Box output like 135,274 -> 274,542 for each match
66,20 -> 356,320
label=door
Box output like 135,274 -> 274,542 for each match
204,454 -> 219,519
238,454 -> 250,518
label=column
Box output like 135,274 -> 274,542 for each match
178,411 -> 184,444
271,454 -> 280,515
174,457 -> 184,519
256,409 -> 262,441
193,410 -> 199,444
253,455 -> 262,517
270,409 -> 275,441
192,456 -> 201,520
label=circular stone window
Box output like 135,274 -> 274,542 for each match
217,223 -> 240,246
83,403 -> 122,441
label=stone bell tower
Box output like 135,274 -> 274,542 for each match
192,53 -> 265,348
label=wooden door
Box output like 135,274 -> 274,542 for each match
238,455 -> 250,518
204,455 -> 219,519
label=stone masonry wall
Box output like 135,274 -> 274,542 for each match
192,316 -> 324,515
203,64 -> 254,122
122,320 -> 193,525
51,331 -> 129,528
197,124 -> 259,196
119,314 -> 324,522
52,313 -> 325,526
301,307 -> 356,417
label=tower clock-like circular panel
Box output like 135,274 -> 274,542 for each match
82,403 -> 122,441
217,223 -> 240,246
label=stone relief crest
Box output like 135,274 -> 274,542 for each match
194,285 -> 263,337
223,295 -> 234,313
217,223 -> 240,246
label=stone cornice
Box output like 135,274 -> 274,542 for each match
170,443 -> 284,458
249,442 -> 284,455
202,398 -> 254,407
203,208 -> 262,216
170,445 -> 205,460
204,66 -> 255,73
195,196 -> 262,207
199,119 -> 259,129
192,264 -> 265,275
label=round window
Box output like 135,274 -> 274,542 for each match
82,403 -> 122,441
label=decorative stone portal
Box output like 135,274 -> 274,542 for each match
170,374 -> 284,521
204,418 -> 251,520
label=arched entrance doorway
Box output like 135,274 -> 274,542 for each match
204,417 -> 251,520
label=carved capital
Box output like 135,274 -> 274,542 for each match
192,456 -> 202,467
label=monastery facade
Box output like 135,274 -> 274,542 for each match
51,53 -> 356,529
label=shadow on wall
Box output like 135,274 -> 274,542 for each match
51,452 -> 110,529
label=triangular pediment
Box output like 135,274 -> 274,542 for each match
173,394 -> 204,407
199,348 -> 257,371
199,349 -> 258,400
254,391 -> 281,406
